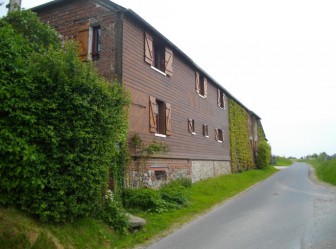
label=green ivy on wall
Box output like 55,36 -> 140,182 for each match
228,99 -> 254,172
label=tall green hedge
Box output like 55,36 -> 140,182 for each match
0,11 -> 129,222
256,140 -> 271,169
228,99 -> 254,172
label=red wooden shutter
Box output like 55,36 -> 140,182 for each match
204,78 -> 208,98
145,32 -> 153,65
165,103 -> 172,135
195,72 -> 200,94
217,89 -> 221,107
165,48 -> 173,76
214,128 -> 219,141
149,96 -> 157,133
77,24 -> 89,60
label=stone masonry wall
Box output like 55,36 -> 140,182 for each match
128,158 -> 231,188
191,161 -> 231,183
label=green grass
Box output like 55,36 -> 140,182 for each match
273,156 -> 293,166
0,167 -> 277,249
309,158 -> 336,186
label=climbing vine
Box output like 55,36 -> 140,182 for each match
228,98 -> 254,172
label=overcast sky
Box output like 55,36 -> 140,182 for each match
1,0 -> 336,158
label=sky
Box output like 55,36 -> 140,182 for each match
1,0 -> 336,158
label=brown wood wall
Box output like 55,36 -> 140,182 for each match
122,17 -> 231,161
36,1 -> 232,162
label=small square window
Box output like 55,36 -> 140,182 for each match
215,128 -> 224,142
155,170 -> 167,181
203,124 -> 209,137
188,119 -> 196,134
218,89 -> 226,109
195,72 -> 207,98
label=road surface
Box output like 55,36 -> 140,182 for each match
146,163 -> 336,249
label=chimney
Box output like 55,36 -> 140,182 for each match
7,0 -> 22,12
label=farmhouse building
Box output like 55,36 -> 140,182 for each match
33,0 -> 266,188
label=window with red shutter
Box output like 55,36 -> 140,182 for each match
144,32 -> 173,76
149,97 -> 172,136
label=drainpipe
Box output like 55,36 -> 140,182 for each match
6,0 -> 22,12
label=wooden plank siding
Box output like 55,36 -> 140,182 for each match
122,17 -> 230,161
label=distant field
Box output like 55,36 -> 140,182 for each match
272,157 -> 293,166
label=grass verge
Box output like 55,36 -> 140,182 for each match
0,167 -> 277,249
308,158 -> 336,186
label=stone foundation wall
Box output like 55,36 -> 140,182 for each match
191,161 -> 231,182
128,158 -> 231,188
128,158 -> 192,189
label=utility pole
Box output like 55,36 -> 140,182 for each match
6,0 -> 21,12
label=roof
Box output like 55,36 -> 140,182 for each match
32,0 -> 261,120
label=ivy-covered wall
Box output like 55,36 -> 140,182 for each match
228,98 -> 255,172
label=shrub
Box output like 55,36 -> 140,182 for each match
123,188 -> 168,213
256,140 -> 271,169
159,180 -> 191,208
0,11 -> 129,222
123,179 -> 191,213
96,190 -> 129,233
173,177 -> 192,188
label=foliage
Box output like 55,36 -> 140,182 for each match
228,99 -> 254,172
0,11 -> 129,223
256,140 -> 272,169
123,188 -> 168,213
96,190 -> 129,234
159,180 -> 191,208
131,134 -> 168,187
0,168 -> 277,248
123,179 -> 191,213
309,157 -> 336,186
111,141 -> 130,196
0,10 -> 61,52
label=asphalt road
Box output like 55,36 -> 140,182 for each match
146,163 -> 336,249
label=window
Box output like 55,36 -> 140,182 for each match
149,96 -> 172,136
145,32 -> 173,76
90,26 -> 101,60
195,72 -> 207,98
155,170 -> 167,181
217,89 -> 226,109
215,128 -> 224,142
188,119 -> 196,134
203,124 -> 209,137
76,24 -> 101,61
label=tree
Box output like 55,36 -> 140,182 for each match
0,10 -> 129,222
256,140 -> 271,169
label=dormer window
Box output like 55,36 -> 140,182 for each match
145,32 -> 173,76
